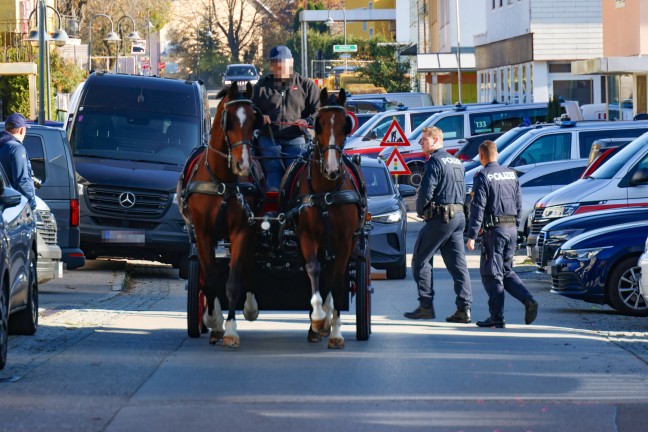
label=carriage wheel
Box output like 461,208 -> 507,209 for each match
187,256 -> 205,338
355,236 -> 371,341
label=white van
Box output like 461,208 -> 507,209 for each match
348,92 -> 434,108
528,130 -> 648,244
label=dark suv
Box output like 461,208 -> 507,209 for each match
66,73 -> 211,278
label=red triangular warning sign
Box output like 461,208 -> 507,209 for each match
385,148 -> 411,175
380,119 -> 410,147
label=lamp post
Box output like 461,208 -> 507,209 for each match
455,0 -> 462,104
326,8 -> 348,72
25,0 -> 69,125
87,14 -> 120,73
115,15 -> 141,73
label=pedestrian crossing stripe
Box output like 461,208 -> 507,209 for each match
380,119 -> 410,147
385,147 -> 411,175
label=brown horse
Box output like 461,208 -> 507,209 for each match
177,82 -> 264,348
293,88 -> 364,349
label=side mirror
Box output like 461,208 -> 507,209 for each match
0,177 -> 23,209
364,130 -> 378,141
629,167 -> 648,185
398,184 -> 417,198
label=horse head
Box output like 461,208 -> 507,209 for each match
315,87 -> 353,181
213,81 -> 257,177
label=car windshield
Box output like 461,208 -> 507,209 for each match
227,66 -> 256,76
590,133 -> 648,179
69,107 -> 199,166
361,165 -> 394,196
352,111 -> 388,137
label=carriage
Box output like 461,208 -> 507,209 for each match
178,83 -> 372,348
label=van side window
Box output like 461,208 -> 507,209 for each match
471,108 -> 546,136
435,115 -> 464,139
511,133 -> 571,167
627,152 -> 648,182
523,166 -> 584,187
23,134 -> 47,182
578,129 -> 648,158
368,114 -> 405,140
411,112 -> 437,130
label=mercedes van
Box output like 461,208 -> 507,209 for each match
66,72 -> 211,278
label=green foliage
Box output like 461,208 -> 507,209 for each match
49,51 -> 86,94
293,2 -> 328,33
355,38 -> 411,93
0,75 -> 30,119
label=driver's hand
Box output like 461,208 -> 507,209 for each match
295,119 -> 309,130
263,115 -> 271,125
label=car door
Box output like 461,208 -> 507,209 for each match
624,150 -> 648,206
509,132 -> 572,168
432,114 -> 465,150
361,113 -> 406,149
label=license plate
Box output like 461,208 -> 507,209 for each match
101,230 -> 145,244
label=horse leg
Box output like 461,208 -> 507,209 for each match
327,243 -> 353,349
223,231 -> 251,349
320,292 -> 333,337
243,292 -> 259,322
306,259 -> 326,333
204,297 -> 225,344
195,239 -> 225,345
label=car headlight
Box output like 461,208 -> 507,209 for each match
77,183 -> 84,196
542,204 -> 579,219
250,80 -> 258,85
224,80 -> 232,85
372,210 -> 402,224
171,193 -> 179,205
466,184 -> 473,194
559,246 -> 610,262
548,228 -> 585,242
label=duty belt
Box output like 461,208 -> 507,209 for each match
493,215 -> 516,224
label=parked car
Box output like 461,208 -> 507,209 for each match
66,72 -> 212,279
360,157 -> 416,279
355,113 -> 375,129
0,122 -> 85,270
222,64 -> 259,87
348,92 -> 434,108
528,129 -> 648,248
344,105 -> 449,157
345,98 -> 399,114
34,196 -> 62,284
0,172 -> 38,370
532,207 -> 648,271
454,131 -> 505,162
550,221 -> 648,316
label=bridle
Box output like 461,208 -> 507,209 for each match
208,97 -> 256,169
313,105 -> 349,181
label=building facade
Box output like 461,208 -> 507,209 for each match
346,0 -> 397,40
474,0 -> 603,105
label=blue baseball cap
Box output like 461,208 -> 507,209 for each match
270,45 -> 292,61
5,113 -> 27,129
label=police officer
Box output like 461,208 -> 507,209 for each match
252,45 -> 320,191
466,140 -> 538,328
404,126 -> 472,323
0,113 -> 36,210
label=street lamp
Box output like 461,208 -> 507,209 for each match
115,15 -> 141,73
87,14 -> 120,72
25,0 -> 69,125
326,8 -> 348,72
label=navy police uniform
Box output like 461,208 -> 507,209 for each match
411,148 -> 472,312
467,161 -> 536,325
0,131 -> 36,210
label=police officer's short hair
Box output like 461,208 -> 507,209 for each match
479,140 -> 497,158
422,126 -> 442,140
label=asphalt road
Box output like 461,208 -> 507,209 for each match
1,214 -> 647,431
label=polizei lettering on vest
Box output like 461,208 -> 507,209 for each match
440,157 -> 461,165
486,172 -> 517,181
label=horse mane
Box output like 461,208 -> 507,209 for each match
215,87 -> 229,100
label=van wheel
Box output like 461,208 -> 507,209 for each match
407,164 -> 425,188
178,256 -> 189,280
607,257 -> 648,316
386,256 -> 407,280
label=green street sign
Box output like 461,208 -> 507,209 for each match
333,44 -> 358,53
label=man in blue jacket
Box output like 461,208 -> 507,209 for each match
466,140 -> 538,328
0,113 -> 37,210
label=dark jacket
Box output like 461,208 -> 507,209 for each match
252,73 -> 320,139
0,131 -> 36,210
416,148 -> 466,216
467,161 -> 522,239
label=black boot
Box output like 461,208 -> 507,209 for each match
445,309 -> 471,323
476,316 -> 506,328
524,298 -> 539,325
404,305 -> 435,320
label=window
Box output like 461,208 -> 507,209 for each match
369,28 -> 374,39
524,167 -> 583,187
363,21 -> 367,30
361,166 -> 393,196
511,133 -> 571,167
578,129 -> 648,158
411,112 -> 438,130
470,108 -> 546,135
553,80 -> 593,106
24,134 -> 46,182
368,115 -> 405,141
434,115 -> 464,140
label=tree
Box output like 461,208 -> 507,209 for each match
355,38 -> 411,93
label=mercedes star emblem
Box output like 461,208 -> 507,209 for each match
118,192 -> 136,208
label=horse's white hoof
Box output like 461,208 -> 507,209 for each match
311,318 -> 326,333
327,337 -> 345,349
222,335 -> 240,349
